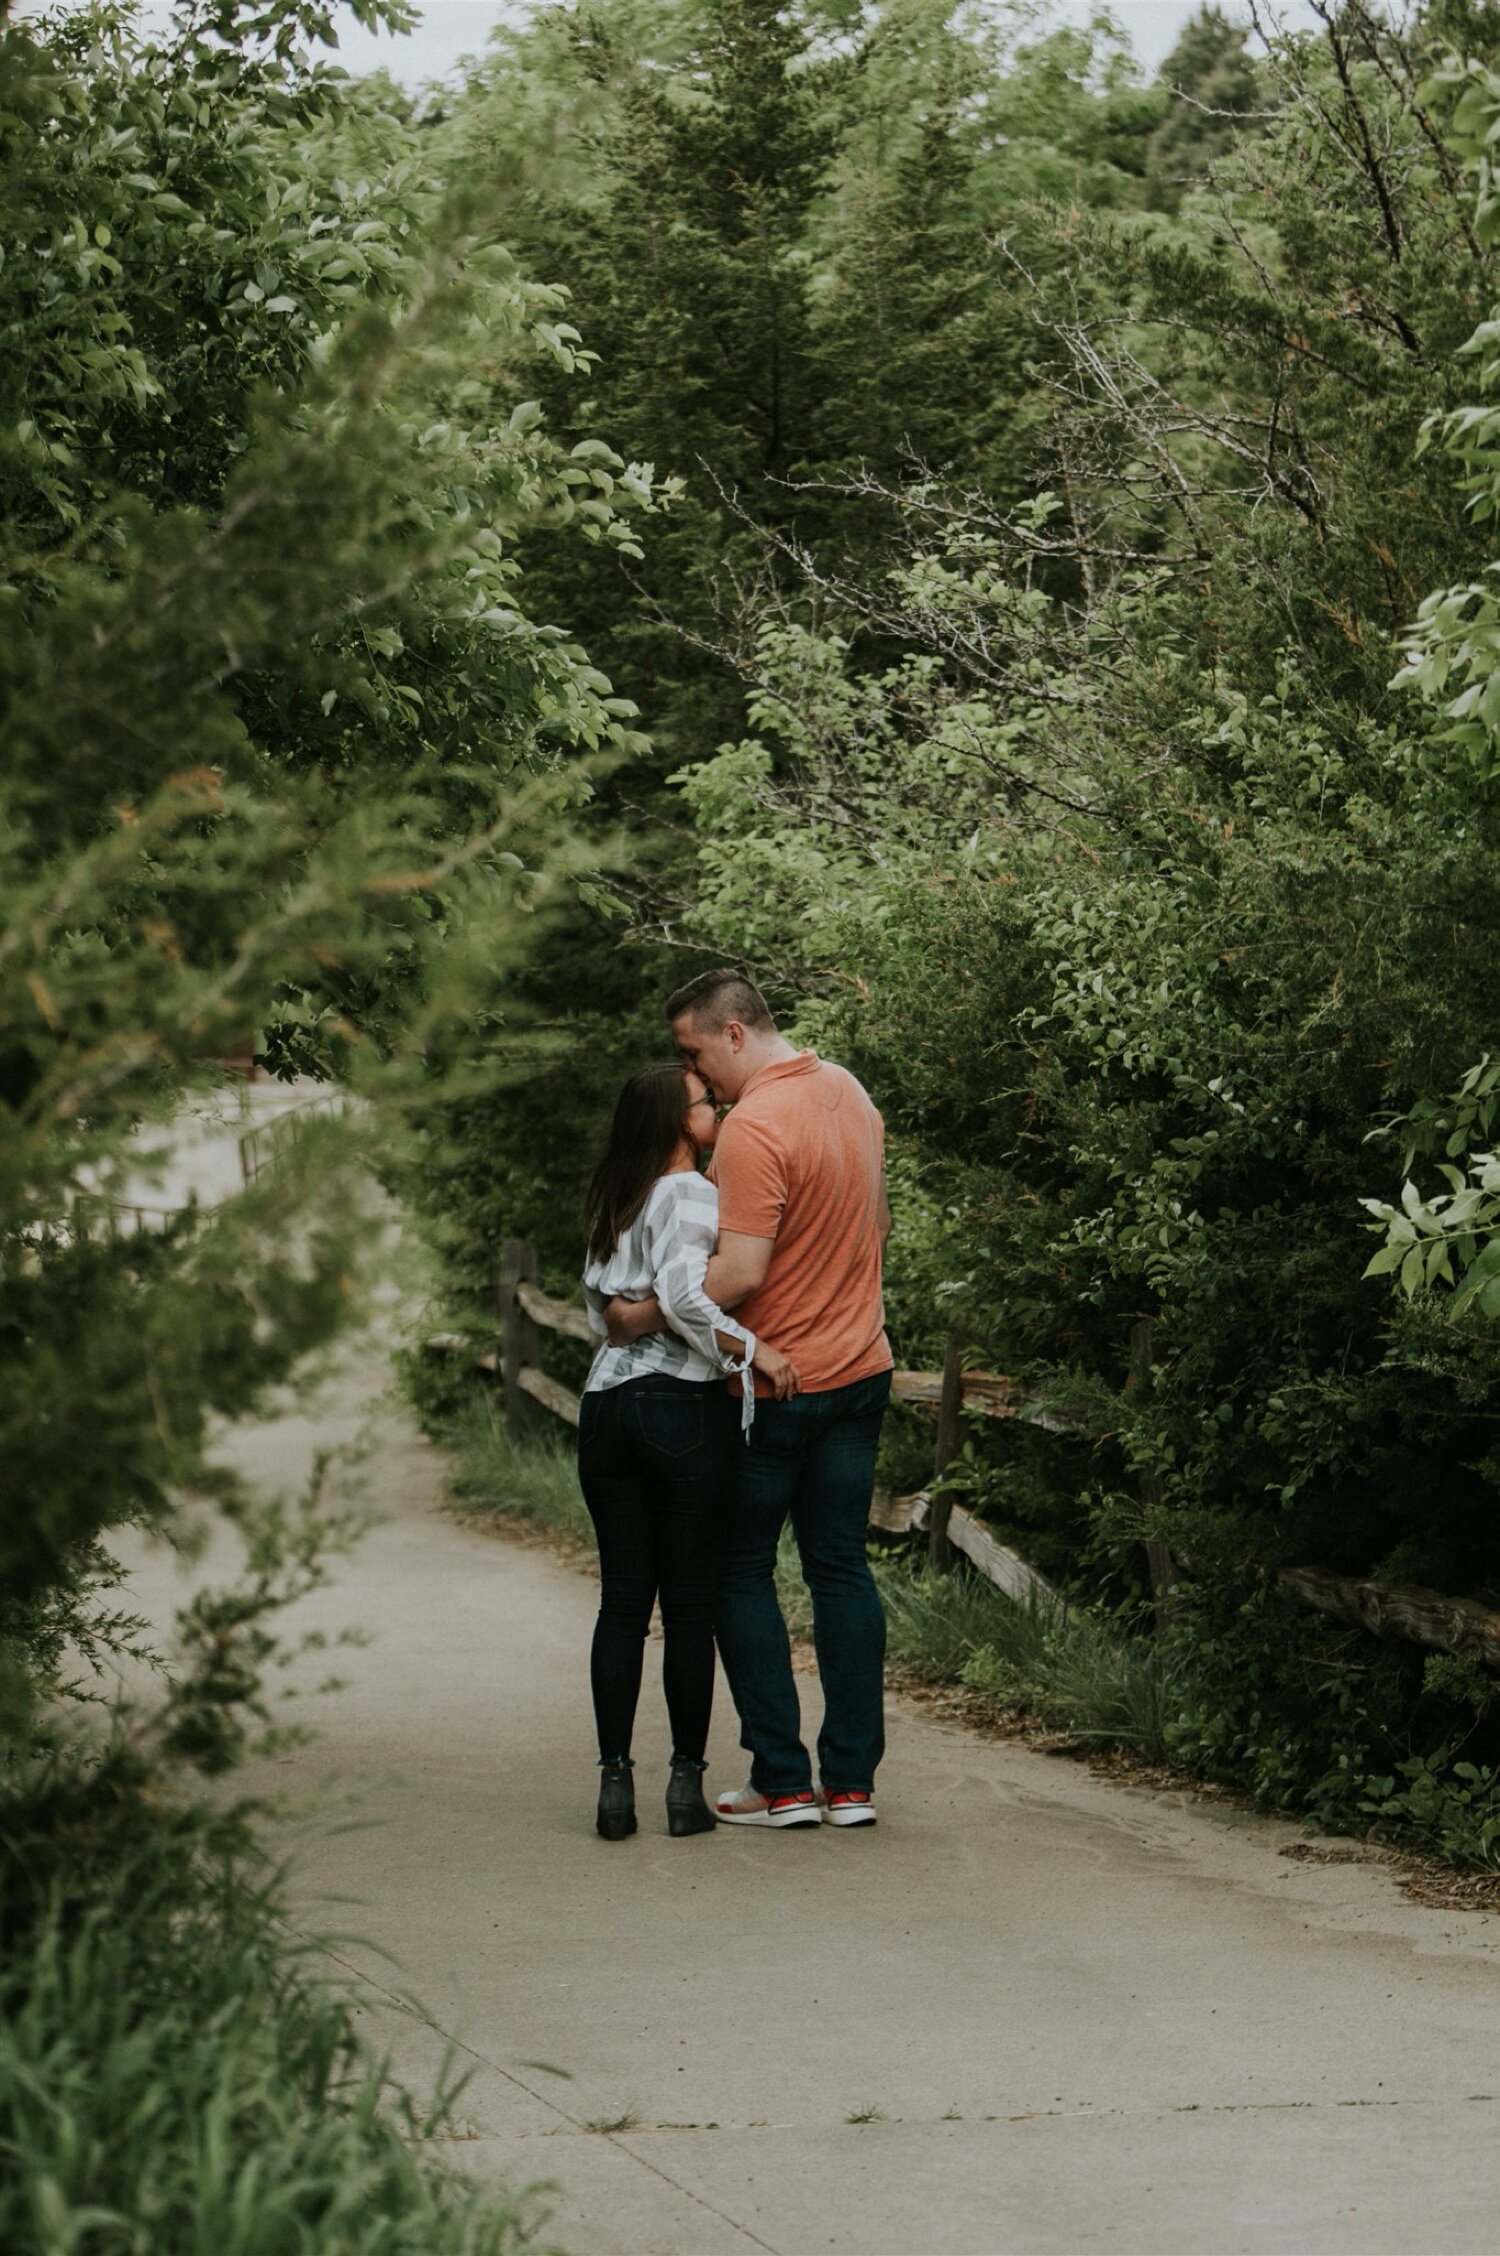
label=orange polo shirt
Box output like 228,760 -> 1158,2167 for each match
711,1051 -> 892,1397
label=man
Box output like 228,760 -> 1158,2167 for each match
608,968 -> 893,1829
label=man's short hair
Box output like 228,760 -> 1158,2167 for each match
665,967 -> 776,1033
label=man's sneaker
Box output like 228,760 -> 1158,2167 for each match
714,1782 -> 822,1828
823,1790 -> 877,1828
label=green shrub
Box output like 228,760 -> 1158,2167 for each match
1360,1754 -> 1500,1871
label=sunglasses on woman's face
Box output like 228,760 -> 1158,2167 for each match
686,1093 -> 717,1113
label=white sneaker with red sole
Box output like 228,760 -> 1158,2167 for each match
714,1782 -> 823,1828
822,1790 -> 877,1827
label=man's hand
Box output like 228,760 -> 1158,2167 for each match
705,1230 -> 775,1310
604,1293 -> 664,1347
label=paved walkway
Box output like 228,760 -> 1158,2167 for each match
123,1336 -> 1500,2256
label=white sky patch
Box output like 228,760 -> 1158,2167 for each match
279,2 -> 1329,87
18,0 -> 1328,88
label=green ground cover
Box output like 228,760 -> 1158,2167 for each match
0,1762 -> 551,2256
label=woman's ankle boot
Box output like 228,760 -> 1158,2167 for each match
666,1756 -> 715,1838
596,1756 -> 636,1841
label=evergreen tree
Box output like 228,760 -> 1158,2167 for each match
1145,5 -> 1265,208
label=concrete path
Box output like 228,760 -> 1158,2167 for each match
123,1337 -> 1500,2256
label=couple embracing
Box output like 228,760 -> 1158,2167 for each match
577,968 -> 893,1841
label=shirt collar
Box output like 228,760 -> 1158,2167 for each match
736,1049 -> 819,1102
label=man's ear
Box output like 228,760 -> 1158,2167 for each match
726,1020 -> 746,1051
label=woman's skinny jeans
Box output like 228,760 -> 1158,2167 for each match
576,1374 -> 734,1764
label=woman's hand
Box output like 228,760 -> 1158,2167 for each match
752,1338 -> 801,1401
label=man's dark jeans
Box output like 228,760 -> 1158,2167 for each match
577,1375 -> 734,1764
716,1368 -> 891,1796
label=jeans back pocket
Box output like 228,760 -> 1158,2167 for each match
632,1390 -> 705,1461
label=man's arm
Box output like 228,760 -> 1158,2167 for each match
704,1229 -> 774,1310
603,1294 -> 664,1346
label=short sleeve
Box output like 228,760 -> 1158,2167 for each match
713,1109 -> 788,1241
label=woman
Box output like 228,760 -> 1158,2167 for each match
579,1063 -> 798,1841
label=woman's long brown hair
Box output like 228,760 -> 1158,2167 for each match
583,1064 -> 692,1264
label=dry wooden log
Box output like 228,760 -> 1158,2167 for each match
889,1368 -> 943,1406
517,1364 -> 581,1429
869,1488 -> 930,1535
515,1278 -> 595,1346
870,1490 -> 1058,1608
1278,1566 -> 1500,1669
500,1239 -> 540,1439
424,1332 -> 499,1374
929,1330 -> 967,1572
891,1367 -> 1029,1416
1128,1316 -> 1178,1639
946,1505 -> 1063,1613
1019,1401 -> 1085,1437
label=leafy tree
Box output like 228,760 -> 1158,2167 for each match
650,1 -> 1500,1825
1360,48 -> 1500,1320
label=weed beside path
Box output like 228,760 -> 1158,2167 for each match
0,1764 -> 552,2256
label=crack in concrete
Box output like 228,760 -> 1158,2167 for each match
437,2090 -> 1499,2141
302,1931 -> 783,2254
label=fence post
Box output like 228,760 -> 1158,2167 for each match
1128,1317 -> 1177,1637
928,1326 -> 967,1573
499,1238 -> 540,1440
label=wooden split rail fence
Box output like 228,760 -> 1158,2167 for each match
430,1235 -> 1500,1668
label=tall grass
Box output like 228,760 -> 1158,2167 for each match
0,1781 -> 550,2256
877,1560 -> 1189,1766
447,1400 -> 594,1548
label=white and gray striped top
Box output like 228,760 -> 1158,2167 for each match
581,1173 -> 756,1425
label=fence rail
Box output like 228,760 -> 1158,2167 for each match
429,1234 -> 1500,1666
237,1087 -> 347,1185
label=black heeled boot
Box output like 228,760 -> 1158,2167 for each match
596,1756 -> 636,1841
666,1756 -> 715,1838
